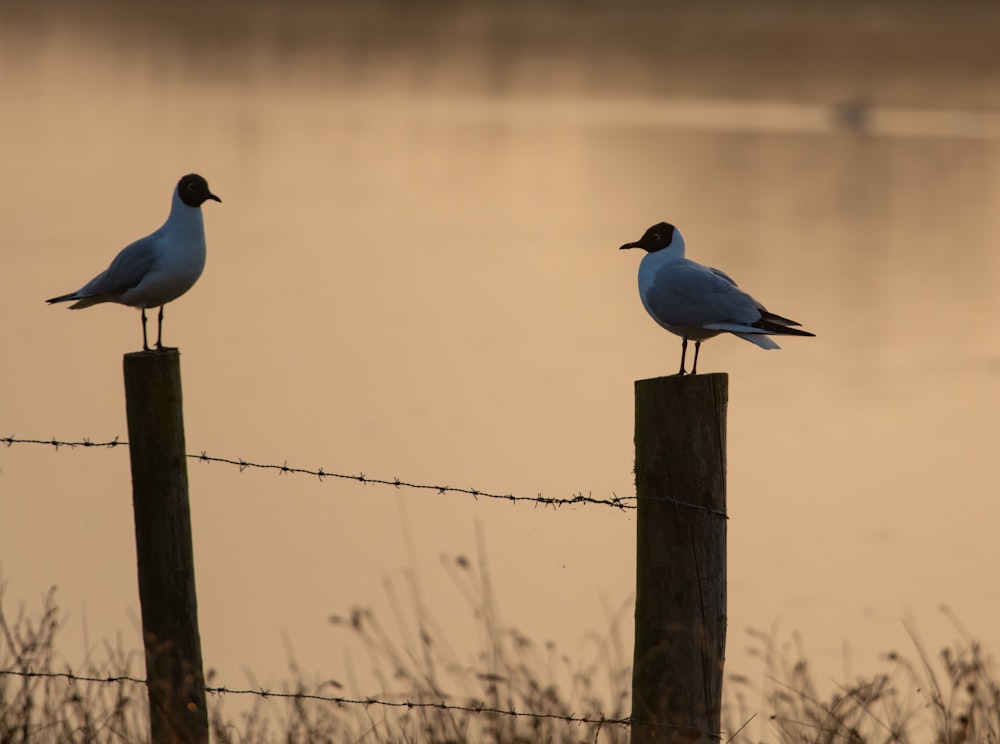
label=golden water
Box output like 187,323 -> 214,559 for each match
3,1 -> 1000,728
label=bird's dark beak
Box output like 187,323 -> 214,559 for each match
208,192 -> 222,203
620,241 -> 638,250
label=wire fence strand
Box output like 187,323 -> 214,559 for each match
1,436 -> 728,518
0,668 -> 635,730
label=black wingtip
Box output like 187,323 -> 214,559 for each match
753,320 -> 815,337
754,310 -> 814,336
759,310 -> 802,327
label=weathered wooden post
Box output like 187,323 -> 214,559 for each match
630,373 -> 727,744
124,349 -> 208,744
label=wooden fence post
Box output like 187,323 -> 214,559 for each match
123,350 -> 208,744
630,373 -> 728,744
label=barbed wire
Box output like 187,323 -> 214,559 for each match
0,668 -> 770,740
1,436 -> 124,449
0,668 -> 638,730
191,450 -> 638,510
1,436 -> 728,518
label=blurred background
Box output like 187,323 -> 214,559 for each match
3,0 -> 1000,731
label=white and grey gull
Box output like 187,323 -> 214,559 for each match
620,222 -> 814,375
47,173 -> 221,351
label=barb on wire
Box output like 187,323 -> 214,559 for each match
1,436 -> 728,518
0,668 -> 632,729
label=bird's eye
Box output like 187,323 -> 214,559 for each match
650,233 -> 660,241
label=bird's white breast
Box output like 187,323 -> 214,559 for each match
637,249 -> 678,328
121,203 -> 207,308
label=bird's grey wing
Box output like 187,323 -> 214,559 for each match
77,236 -> 159,299
708,265 -> 739,287
646,261 -> 764,328
707,264 -> 805,329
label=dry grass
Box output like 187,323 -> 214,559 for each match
724,617 -> 1000,744
0,587 -> 147,743
2,573 -> 999,744
0,553 -> 631,744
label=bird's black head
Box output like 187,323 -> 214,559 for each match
619,222 -> 676,253
177,174 -> 222,207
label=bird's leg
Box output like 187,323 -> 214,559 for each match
691,340 -> 702,375
678,338 -> 688,376
155,305 -> 165,350
141,308 -> 151,352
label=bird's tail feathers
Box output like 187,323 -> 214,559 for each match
735,333 -> 781,350
46,293 -> 104,309
701,319 -> 813,349
700,323 -> 782,349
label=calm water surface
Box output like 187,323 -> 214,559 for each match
3,1 -> 1000,729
